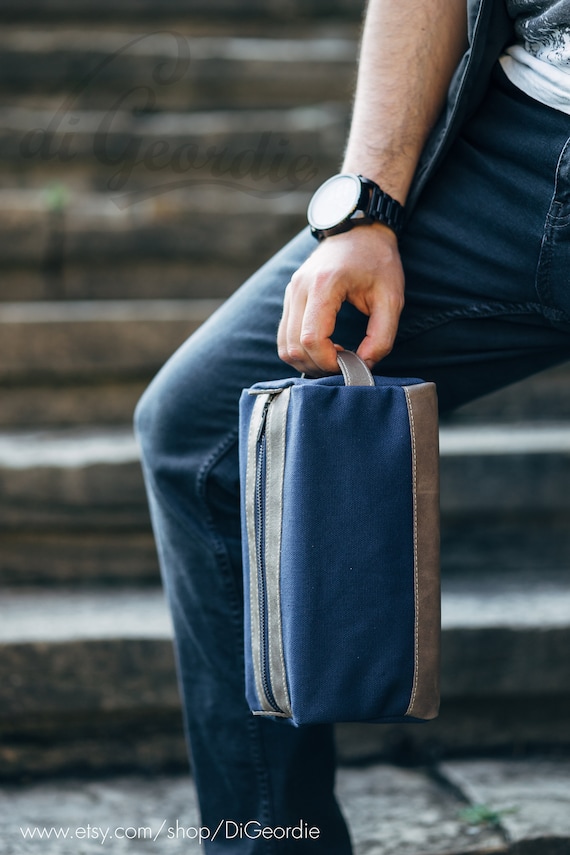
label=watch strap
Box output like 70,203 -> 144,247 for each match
366,180 -> 405,237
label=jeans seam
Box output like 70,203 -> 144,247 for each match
194,429 -> 244,675
549,136 -> 570,223
536,135 -> 570,304
536,228 -> 554,307
397,300 -> 570,341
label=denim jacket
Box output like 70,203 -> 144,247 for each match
407,0 -> 513,213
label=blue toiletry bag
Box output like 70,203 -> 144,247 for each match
239,351 -> 440,726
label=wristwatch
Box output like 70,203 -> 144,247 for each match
307,173 -> 405,240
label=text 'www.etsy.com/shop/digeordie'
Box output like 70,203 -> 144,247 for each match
20,819 -> 321,845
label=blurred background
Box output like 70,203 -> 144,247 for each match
0,0 -> 569,790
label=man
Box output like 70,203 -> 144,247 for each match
135,0 -> 570,850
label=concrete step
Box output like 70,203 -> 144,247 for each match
1,570 -> 570,778
0,378 -> 150,430
0,100 -> 339,297
0,300 -> 221,382
0,529 -> 160,586
2,760 -> 569,855
442,360 -> 570,424
0,428 -> 149,532
3,764 -> 542,855
0,588 -> 182,779
0,188 -> 308,269
0,298 -> 218,430
0,28 -> 357,110
1,422 -> 570,583
439,422 -> 570,514
440,759 -> 570,855
0,261 -> 257,303
0,0 -> 362,23
3,762 -> 549,855
0,103 -> 346,194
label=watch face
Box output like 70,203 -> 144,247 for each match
308,173 -> 361,231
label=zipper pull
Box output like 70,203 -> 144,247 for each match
254,389 -> 283,444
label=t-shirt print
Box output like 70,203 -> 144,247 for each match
506,0 -> 570,65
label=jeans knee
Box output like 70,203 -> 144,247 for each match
133,354 -> 226,501
134,374 -> 180,476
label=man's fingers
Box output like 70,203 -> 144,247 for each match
278,273 -> 344,376
356,289 -> 404,368
278,285 -> 308,368
276,286 -> 291,359
278,278 -> 322,375
299,285 -> 343,374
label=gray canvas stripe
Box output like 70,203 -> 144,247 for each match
264,386 -> 292,716
402,383 -> 441,721
245,393 -> 272,712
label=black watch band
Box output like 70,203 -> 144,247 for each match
366,180 -> 406,237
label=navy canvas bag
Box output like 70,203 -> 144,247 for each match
239,351 -> 440,726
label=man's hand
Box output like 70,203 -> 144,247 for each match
277,223 -> 404,376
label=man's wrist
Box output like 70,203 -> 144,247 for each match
341,156 -> 411,207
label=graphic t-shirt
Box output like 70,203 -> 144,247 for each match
500,0 -> 570,114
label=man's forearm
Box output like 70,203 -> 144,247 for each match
277,0 -> 468,375
343,0 -> 468,204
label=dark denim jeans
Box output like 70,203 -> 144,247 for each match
135,66 -> 570,853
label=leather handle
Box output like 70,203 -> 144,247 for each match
336,351 -> 375,387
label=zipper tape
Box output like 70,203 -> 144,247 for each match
245,388 -> 292,717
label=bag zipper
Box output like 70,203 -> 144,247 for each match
252,389 -> 287,715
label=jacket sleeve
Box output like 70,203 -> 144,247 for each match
406,0 -> 513,214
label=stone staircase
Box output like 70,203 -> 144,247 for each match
1,0 -> 570,784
